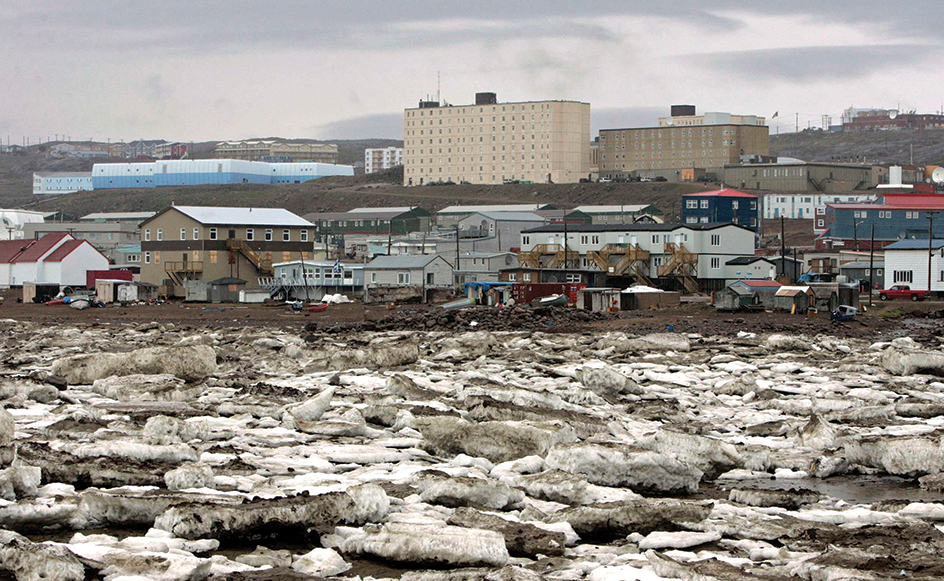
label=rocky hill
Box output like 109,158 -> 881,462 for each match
770,128 -> 944,166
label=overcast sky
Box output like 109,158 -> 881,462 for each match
2,1 -> 942,143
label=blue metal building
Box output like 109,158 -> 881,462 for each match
682,189 -> 759,231
91,159 -> 353,190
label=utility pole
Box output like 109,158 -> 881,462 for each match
455,225 -> 460,270
562,215 -> 568,270
929,211 -> 935,296
387,220 -> 392,255
853,221 -> 858,251
794,113 -> 799,157
868,224 -> 875,306
780,216 -> 785,277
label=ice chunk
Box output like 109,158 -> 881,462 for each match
341,522 -> 509,567
415,417 -> 577,463
844,435 -> 944,477
636,430 -> 743,480
164,463 -> 215,491
345,483 -> 390,524
545,442 -> 703,494
547,500 -> 711,542
292,547 -> 351,576
577,361 -> 643,397
0,407 -> 13,447
91,374 -> 201,402
52,344 -> 217,384
882,346 -> 944,376
417,476 -> 524,510
286,386 -> 334,422
155,491 -> 355,540
0,529 -> 85,581
448,507 -> 566,557
637,530 -> 721,549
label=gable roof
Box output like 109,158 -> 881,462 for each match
366,255 -> 446,270
348,207 -> 416,213
0,241 -> 31,264
573,205 -> 657,214
467,211 -> 546,222
438,204 -> 552,214
523,222 -> 754,234
156,206 -> 312,227
726,256 -> 775,266
42,240 -> 89,262
12,233 -> 71,263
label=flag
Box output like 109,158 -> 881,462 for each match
772,111 -> 779,119
332,258 -> 341,274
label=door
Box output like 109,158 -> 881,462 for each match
427,272 -> 434,285
228,229 -> 236,239
617,235 -> 625,244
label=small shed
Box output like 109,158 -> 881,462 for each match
22,282 -> 59,304
774,285 -> 815,314
576,288 -> 621,312
117,281 -> 159,303
184,280 -> 208,302
96,279 -> 134,303
207,277 -> 247,303
716,280 -> 781,311
620,286 -> 681,310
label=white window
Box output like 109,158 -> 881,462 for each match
265,229 -> 273,241
301,230 -> 308,242
894,270 -> 913,283
700,200 -> 709,209
397,272 -> 411,285
180,228 -> 186,240
283,229 -> 291,242
370,272 -> 377,283
591,235 -> 599,245
509,273 -> 517,281
686,200 -> 697,209
711,234 -> 720,245
209,228 -> 217,240
686,217 -> 698,223
700,217 -> 709,223
732,200 -> 739,210
566,273 -> 581,283
817,219 -> 825,227
157,228 -> 163,241
817,207 -> 826,215
193,228 -> 199,240
246,228 -> 254,241
710,257 -> 720,269
144,229 -> 150,241
522,235 -> 530,245
523,272 -> 532,282
144,251 -> 151,264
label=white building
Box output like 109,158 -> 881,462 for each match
364,147 -> 404,174
519,223 -> 757,292
33,172 -> 94,195
0,233 -> 109,288
0,210 -> 45,239
882,239 -> 944,292
763,193 -> 877,221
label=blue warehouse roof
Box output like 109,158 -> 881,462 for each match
883,239 -> 944,250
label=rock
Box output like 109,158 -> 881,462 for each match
0,529 -> 85,581
448,507 -> 566,558
91,374 -> 201,402
291,548 -> 351,577
164,463 -> 215,491
287,387 -> 334,422
920,473 -> 944,491
52,345 -> 218,384
143,415 -> 203,444
415,417 -> 576,463
155,491 -> 355,540
636,430 -> 743,480
516,470 -> 591,504
341,522 -> 509,567
547,500 -> 711,542
545,442 -> 703,494
27,386 -> 59,404
345,483 -> 390,524
417,476 -> 525,511
881,347 -> 944,376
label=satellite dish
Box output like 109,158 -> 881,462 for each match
889,110 -> 899,120
932,167 -> 944,185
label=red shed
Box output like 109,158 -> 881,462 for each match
87,269 -> 132,289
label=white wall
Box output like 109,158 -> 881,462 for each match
60,243 -> 110,286
884,249 -> 944,291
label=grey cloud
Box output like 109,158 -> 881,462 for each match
311,113 -> 404,140
145,74 -> 172,103
592,107 -> 667,133
688,45 -> 940,81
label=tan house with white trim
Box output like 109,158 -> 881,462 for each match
139,206 -> 315,297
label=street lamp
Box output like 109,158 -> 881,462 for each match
853,220 -> 865,251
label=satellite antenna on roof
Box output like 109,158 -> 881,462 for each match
931,167 -> 944,185
889,110 -> 899,120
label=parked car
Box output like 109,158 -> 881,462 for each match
878,285 -> 930,301
598,178 -> 612,183
652,176 -> 668,182
696,176 -> 713,183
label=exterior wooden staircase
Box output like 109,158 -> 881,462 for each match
587,243 -> 651,281
226,239 -> 274,275
657,242 -> 698,293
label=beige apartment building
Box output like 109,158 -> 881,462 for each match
215,141 -> 339,163
403,92 -> 590,185
139,206 -> 316,297
599,124 -> 768,176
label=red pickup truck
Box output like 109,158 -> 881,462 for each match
879,285 -> 931,301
